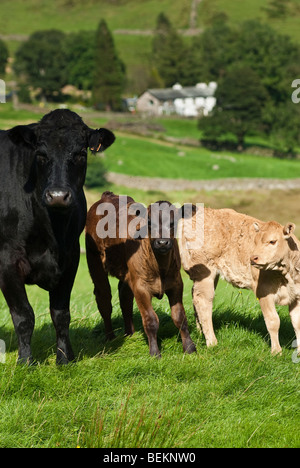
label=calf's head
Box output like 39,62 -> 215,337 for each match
147,201 -> 196,255
251,221 -> 296,269
9,109 -> 115,210
147,201 -> 177,255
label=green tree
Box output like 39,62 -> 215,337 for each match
65,31 -> 95,90
0,39 -> 9,76
199,66 -> 268,149
190,19 -> 238,82
152,13 -> 187,87
192,19 -> 300,102
92,20 -> 126,111
269,102 -> 300,156
14,30 -> 67,100
195,19 -> 300,154
233,20 -> 300,105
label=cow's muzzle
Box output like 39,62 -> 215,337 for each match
44,189 -> 73,209
153,238 -> 173,254
250,255 -> 263,268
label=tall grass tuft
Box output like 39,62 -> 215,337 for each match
78,387 -> 192,448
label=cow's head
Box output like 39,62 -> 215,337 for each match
147,201 -> 196,255
8,109 -> 115,210
147,201 -> 177,255
250,221 -> 296,270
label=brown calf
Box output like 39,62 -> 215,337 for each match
85,191 -> 196,357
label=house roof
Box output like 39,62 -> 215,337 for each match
147,84 -> 216,102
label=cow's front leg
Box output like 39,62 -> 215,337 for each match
2,268 -> 35,364
49,244 -> 80,364
258,295 -> 281,354
132,284 -> 160,357
166,283 -> 196,354
118,280 -> 135,336
192,277 -> 218,347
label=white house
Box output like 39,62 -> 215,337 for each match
136,82 -> 217,117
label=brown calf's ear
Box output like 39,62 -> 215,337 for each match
253,222 -> 260,232
283,222 -> 295,238
89,128 -> 116,154
178,203 -> 197,220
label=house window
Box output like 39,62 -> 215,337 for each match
149,99 -> 154,106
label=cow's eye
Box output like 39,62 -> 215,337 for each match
269,240 -> 277,245
36,153 -> 49,165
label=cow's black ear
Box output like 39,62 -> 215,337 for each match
178,203 -> 197,220
7,124 -> 37,148
88,128 -> 116,154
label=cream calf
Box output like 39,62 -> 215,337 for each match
178,207 -> 300,355
251,220 -> 300,355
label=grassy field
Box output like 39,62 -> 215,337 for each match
99,133 -> 300,180
1,0 -> 299,40
2,105 -> 300,181
0,0 -> 192,35
0,106 -> 299,448
0,243 -> 299,448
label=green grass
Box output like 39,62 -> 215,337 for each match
0,105 -> 45,129
199,0 -> 300,42
1,0 -> 300,42
0,248 -> 299,448
102,133 -> 300,179
0,0 -> 192,35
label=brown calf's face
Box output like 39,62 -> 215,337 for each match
251,221 -> 295,269
147,201 -> 177,255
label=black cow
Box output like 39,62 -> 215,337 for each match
0,109 -> 115,364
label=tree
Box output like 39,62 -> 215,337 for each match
152,13 -> 187,87
192,19 -> 300,102
92,20 -> 126,111
199,66 -> 268,149
269,102 -> 300,156
195,19 -> 300,154
0,39 -> 9,75
14,30 -> 67,100
233,20 -> 300,105
65,31 -> 95,90
190,18 -> 238,82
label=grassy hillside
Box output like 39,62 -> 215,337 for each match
0,0 -> 192,35
2,0 -> 300,95
200,0 -> 300,42
99,133 -> 300,180
1,0 -> 300,38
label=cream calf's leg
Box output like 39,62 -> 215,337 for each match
289,300 -> 300,355
259,295 -> 281,354
192,277 -> 217,347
